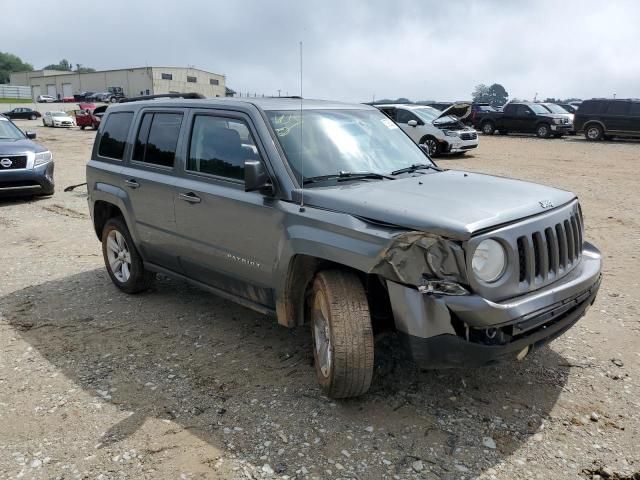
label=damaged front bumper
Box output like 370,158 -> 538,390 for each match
386,242 -> 602,368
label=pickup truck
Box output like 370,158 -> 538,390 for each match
86,97 -> 602,398
474,102 -> 573,138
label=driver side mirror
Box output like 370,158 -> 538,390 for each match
244,160 -> 273,194
25,131 -> 36,139
407,120 -> 418,127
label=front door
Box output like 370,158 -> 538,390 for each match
173,110 -> 283,308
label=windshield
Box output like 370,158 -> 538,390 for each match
51,111 -> 67,117
0,118 -> 25,139
410,106 -> 440,123
543,104 -> 569,114
266,109 -> 433,185
529,104 -> 550,114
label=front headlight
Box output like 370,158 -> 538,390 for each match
34,151 -> 53,166
553,118 -> 563,124
472,239 -> 506,283
443,130 -> 460,137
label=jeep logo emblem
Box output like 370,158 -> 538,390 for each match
0,158 -> 12,168
539,200 -> 554,209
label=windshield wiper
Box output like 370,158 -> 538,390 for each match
303,171 -> 395,185
390,163 -> 436,176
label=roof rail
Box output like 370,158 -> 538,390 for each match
118,92 -> 206,103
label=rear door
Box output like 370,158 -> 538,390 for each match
629,102 -> 640,135
116,108 -> 186,271
172,109 -> 283,308
604,101 -> 632,133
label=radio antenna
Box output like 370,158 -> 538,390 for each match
299,40 -> 305,212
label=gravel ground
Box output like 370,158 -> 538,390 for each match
0,121 -> 639,480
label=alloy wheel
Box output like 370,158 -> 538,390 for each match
106,229 -> 132,282
313,290 -> 332,378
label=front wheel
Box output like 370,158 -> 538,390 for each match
101,217 -> 155,294
536,123 -> 551,138
420,136 -> 440,156
310,270 -> 374,399
585,124 -> 603,141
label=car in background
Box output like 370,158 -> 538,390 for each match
0,115 -> 54,197
539,103 -> 575,134
37,95 -> 56,103
62,96 -> 76,103
74,91 -> 95,101
2,107 -> 41,120
75,104 -> 107,130
376,103 -> 478,156
43,111 -> 75,128
558,103 -> 579,114
574,98 -> 640,141
470,103 -> 496,127
473,102 -> 573,138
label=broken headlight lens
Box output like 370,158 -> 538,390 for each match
472,239 -> 506,283
34,151 -> 53,166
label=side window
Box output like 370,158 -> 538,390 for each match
606,101 -> 630,115
515,105 -> 530,116
132,112 -> 183,168
98,112 -> 134,160
395,109 -> 418,124
187,115 -> 260,181
629,103 -> 640,116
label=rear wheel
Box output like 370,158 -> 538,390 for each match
420,136 -> 440,156
309,270 -> 374,398
101,217 -> 155,294
481,121 -> 495,135
536,123 -> 551,138
80,125 -> 85,130
585,124 -> 603,141
30,114 -> 37,120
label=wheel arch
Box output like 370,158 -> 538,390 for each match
583,120 -> 606,132
275,253 -> 392,330
93,200 -> 125,239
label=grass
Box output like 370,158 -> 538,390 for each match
0,98 -> 33,104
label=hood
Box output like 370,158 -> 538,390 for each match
437,103 -> 472,121
79,103 -> 96,110
299,170 -> 575,240
0,138 -> 47,155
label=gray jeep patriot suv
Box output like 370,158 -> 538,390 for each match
87,97 -> 602,398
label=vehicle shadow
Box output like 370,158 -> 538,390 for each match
1,268 -> 572,477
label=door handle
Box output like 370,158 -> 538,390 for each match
179,192 -> 201,204
124,179 -> 140,189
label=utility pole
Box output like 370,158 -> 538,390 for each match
277,89 -> 281,97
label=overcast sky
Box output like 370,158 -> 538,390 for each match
4,0 -> 639,102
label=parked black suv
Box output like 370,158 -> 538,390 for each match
574,98 -> 640,141
474,102 -> 573,138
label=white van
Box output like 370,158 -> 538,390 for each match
376,103 -> 478,156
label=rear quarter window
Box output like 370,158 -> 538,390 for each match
606,101 -> 631,115
630,103 -> 640,116
98,112 -> 134,160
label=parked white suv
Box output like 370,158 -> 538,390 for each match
37,95 -> 56,103
376,103 -> 478,156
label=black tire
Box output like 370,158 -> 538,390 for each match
420,136 -> 440,157
101,217 -> 155,294
481,121 -> 495,135
536,123 -> 551,138
30,114 -> 37,120
309,270 -> 374,399
42,120 -> 46,126
80,126 -> 85,130
585,123 -> 603,141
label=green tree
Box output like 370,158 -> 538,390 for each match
472,83 -> 509,107
44,59 -> 73,71
0,51 -> 33,84
75,63 -> 96,73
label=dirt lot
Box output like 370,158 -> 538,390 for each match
1,121 -> 639,480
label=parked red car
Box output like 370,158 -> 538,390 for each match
75,103 -> 107,130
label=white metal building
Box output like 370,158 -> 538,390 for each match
9,67 -> 226,100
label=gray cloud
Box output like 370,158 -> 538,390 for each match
3,0 -> 639,102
